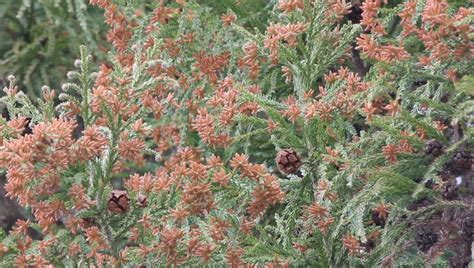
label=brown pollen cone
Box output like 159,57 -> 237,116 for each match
107,190 -> 130,213
276,149 -> 302,174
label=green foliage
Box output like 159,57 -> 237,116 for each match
0,0 -> 473,267
0,0 -> 107,98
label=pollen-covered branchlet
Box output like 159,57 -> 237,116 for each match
382,143 -> 400,164
241,42 -> 261,79
248,174 -> 285,217
226,247 -> 245,268
69,184 -> 95,210
264,22 -> 307,63
372,202 -> 391,227
107,190 -> 130,214
342,234 -> 362,256
278,0 -> 304,13
181,182 -> 214,215
220,12 -> 236,26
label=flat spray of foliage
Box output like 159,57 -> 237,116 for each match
0,0 -> 473,267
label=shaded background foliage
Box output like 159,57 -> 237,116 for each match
0,0 -> 108,98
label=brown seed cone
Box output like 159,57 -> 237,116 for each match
107,190 -> 130,214
407,197 -> 434,211
449,151 -> 472,174
424,139 -> 443,157
80,217 -> 98,229
442,179 -> 459,200
371,211 -> 386,227
346,3 -> 363,24
276,149 -> 302,174
137,193 -> 148,208
461,212 -> 474,238
448,241 -> 471,268
415,225 -> 439,252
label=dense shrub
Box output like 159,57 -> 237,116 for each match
0,0 -> 472,267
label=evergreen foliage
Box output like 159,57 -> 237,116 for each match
0,0 -> 472,267
0,0 -> 107,98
